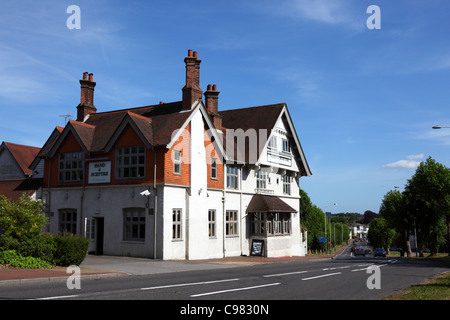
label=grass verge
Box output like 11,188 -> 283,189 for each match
383,271 -> 450,300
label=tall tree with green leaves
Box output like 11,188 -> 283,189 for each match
367,218 -> 395,253
403,157 -> 450,256
379,189 -> 413,256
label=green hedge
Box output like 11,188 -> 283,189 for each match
52,233 -> 90,267
0,233 -> 89,267
0,250 -> 52,269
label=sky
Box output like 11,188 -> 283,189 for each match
1,0 -> 450,215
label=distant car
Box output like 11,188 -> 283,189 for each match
354,248 -> 366,256
374,248 -> 386,257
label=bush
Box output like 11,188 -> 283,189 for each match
0,250 -> 52,269
1,233 -> 56,263
52,233 -> 89,267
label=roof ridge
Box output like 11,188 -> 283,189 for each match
219,103 -> 285,113
69,119 -> 96,128
4,141 -> 40,150
91,101 -> 182,116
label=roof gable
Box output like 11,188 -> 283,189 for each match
219,103 -> 311,176
0,142 -> 40,176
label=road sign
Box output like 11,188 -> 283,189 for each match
319,237 -> 326,243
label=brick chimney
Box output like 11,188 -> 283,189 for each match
182,50 -> 203,111
76,72 -> 97,121
204,84 -> 222,130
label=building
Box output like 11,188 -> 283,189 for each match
350,224 -> 369,239
0,141 -> 42,201
39,50 -> 311,259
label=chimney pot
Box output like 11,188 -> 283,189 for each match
188,49 -> 193,57
193,51 -> 198,58
207,84 -> 212,91
89,73 -> 93,82
83,72 -> 88,80
212,84 -> 217,91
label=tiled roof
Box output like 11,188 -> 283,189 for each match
247,194 -> 297,213
1,142 -> 40,176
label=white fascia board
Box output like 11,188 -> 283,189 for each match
167,101 -> 228,162
281,105 -> 312,176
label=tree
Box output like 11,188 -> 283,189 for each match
379,189 -> 413,256
403,157 -> 450,256
367,218 -> 395,253
0,193 -> 47,240
363,210 -> 378,224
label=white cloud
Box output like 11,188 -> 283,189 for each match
406,154 -> 425,160
382,154 -> 425,170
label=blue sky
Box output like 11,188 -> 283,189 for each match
1,0 -> 450,214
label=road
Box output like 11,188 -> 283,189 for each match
1,243 -> 448,306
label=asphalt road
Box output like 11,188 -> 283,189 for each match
1,244 -> 448,305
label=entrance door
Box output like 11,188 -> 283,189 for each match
85,217 -> 104,255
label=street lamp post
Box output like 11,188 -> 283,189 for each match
323,203 -> 337,254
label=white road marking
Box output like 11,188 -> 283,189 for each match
190,282 -> 280,297
263,270 -> 308,278
141,278 -> 240,290
301,272 -> 342,281
33,295 -> 79,300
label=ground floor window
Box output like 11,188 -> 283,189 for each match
172,208 -> 182,240
250,212 -> 292,236
226,210 -> 238,236
59,209 -> 77,234
208,209 -> 216,238
123,207 -> 145,241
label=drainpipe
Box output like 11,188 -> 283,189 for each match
80,156 -> 87,236
46,158 -> 52,229
153,148 -> 157,259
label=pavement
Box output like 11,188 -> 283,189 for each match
0,247 -> 348,287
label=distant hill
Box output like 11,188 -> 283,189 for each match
329,211 -> 378,225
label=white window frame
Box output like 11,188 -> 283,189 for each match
174,150 -> 182,175
225,210 -> 238,236
282,174 -> 291,195
268,136 -> 277,149
172,208 -> 182,240
256,169 -> 267,189
282,138 -> 290,153
226,165 -> 239,189
208,209 -> 216,238
211,158 -> 217,180
85,217 -> 96,240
